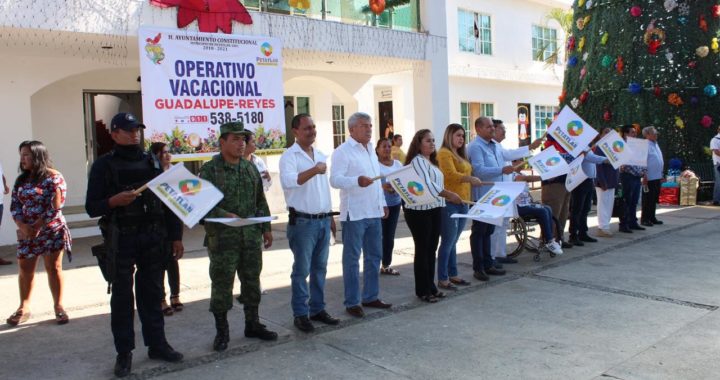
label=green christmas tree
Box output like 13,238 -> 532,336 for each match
560,0 -> 720,165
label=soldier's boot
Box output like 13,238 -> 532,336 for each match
244,306 -> 277,341
213,312 -> 230,351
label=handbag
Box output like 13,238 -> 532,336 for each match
612,187 -> 624,218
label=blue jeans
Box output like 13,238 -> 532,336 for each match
518,204 -> 554,242
381,204 -> 401,267
714,164 -> 720,203
341,218 -> 382,307
437,203 -> 468,281
288,217 -> 331,317
470,220 -> 495,272
620,173 -> 641,228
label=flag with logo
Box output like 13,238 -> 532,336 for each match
528,146 -> 571,180
451,182 -> 525,226
625,137 -> 649,167
596,130 -> 631,169
385,165 -> 439,207
547,106 -> 598,157
565,156 -> 589,192
146,163 -> 224,228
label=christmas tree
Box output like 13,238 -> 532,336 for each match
560,0 -> 720,165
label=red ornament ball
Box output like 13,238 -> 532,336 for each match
713,5 -> 720,18
603,110 -> 612,121
653,86 -> 662,97
369,0 -> 385,15
701,115 -> 713,128
630,6 -> 642,17
579,90 -> 589,104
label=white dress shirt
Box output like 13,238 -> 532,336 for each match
711,133 -> 720,166
330,136 -> 387,221
250,154 -> 272,192
279,143 -> 332,214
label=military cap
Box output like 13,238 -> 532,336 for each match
219,121 -> 252,136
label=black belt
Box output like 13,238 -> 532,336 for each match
289,208 -> 339,219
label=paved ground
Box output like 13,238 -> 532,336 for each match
0,205 -> 718,380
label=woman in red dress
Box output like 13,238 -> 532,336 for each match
7,141 -> 72,326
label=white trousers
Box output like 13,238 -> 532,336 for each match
595,187 -> 615,230
490,218 -> 510,258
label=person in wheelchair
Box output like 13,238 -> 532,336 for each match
511,160 -> 564,256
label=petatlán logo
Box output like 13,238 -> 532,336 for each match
260,42 -> 273,57
612,141 -> 625,153
567,120 -> 583,136
545,157 -> 561,166
491,195 -> 511,207
407,181 -> 424,196
179,179 -> 201,196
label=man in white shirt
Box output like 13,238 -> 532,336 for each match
280,114 -> 340,332
330,112 -> 391,318
0,162 -> 10,265
711,126 -> 720,205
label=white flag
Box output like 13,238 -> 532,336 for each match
565,156 -> 589,192
547,106 -> 598,157
596,130 -> 631,169
385,165 -> 440,207
625,137 -> 649,167
528,146 -> 571,180
451,182 -> 525,226
146,163 -> 224,228
205,216 -> 277,227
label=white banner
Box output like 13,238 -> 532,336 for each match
385,165 -> 441,207
625,137 -> 649,167
451,182 -> 525,226
205,216 -> 277,227
146,164 -> 224,228
547,106 -> 599,158
138,26 -> 285,158
565,156 -> 589,192
596,130 -> 631,169
528,146 -> 571,180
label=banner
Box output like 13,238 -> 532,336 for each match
205,216 -> 277,227
528,146 -> 571,180
565,156 -> 588,192
146,164 -> 224,228
596,130 -> 631,169
517,103 -> 531,147
547,106 -> 598,157
451,182 -> 525,226
385,165 -> 440,207
625,137 -> 649,167
138,26 -> 285,158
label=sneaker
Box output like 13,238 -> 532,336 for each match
545,241 -> 564,255
596,229 -> 613,237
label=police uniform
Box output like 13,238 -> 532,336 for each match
200,121 -> 276,351
85,113 -> 183,377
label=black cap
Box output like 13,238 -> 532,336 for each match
111,113 -> 145,131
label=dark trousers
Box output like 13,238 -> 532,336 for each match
381,204 -> 401,268
641,179 -> 661,223
163,258 -> 180,298
112,233 -> 168,354
620,173 -> 641,229
569,178 -> 594,238
403,207 -> 441,297
470,220 -> 495,272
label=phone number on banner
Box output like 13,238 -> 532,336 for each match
209,111 -> 264,125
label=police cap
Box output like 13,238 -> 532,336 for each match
111,113 -> 145,131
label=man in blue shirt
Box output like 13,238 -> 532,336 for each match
641,126 -> 664,226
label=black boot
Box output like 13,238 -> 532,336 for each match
213,312 -> 230,351
245,320 -> 278,341
114,352 -> 132,378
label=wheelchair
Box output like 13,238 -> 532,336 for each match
506,211 -> 562,262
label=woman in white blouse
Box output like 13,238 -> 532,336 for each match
403,130 -> 462,303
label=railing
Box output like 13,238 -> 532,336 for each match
242,0 -> 421,32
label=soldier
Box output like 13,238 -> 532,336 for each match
85,113 -> 184,378
200,121 -> 276,352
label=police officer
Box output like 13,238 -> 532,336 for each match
200,121 -> 276,352
85,113 -> 184,378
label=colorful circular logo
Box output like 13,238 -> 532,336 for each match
612,141 -> 625,153
179,179 -> 201,196
261,42 -> 273,57
492,195 -> 511,207
567,120 -> 584,136
407,181 -> 424,196
545,157 -> 561,166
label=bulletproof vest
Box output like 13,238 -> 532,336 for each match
105,149 -> 167,233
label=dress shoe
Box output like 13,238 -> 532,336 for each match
148,344 -> 183,362
245,321 -> 278,341
310,310 -> 340,325
596,229 -> 613,237
630,225 -> 646,231
568,236 -> 584,246
579,235 -> 598,243
496,257 -> 518,264
473,271 -> 489,281
114,352 -> 132,378
361,299 -> 392,309
345,305 -> 365,318
485,267 -> 506,276
640,220 -> 654,227
294,316 -> 315,333
619,226 -> 633,233
650,219 -> 663,225
561,241 -> 573,249
493,261 -> 503,269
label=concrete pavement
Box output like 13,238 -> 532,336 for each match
0,205 -> 719,379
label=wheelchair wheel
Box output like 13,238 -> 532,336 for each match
507,217 -> 527,258
533,253 -> 541,262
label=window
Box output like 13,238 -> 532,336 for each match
460,102 -> 494,140
532,25 -> 558,62
458,10 -> 492,55
332,105 -> 346,148
284,96 -> 311,147
534,105 -> 559,139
